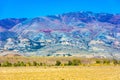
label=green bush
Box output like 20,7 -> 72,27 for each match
72,59 -> 81,66
27,62 -> 32,66
39,63 -> 43,66
13,61 -> 26,67
113,59 -> 118,65
96,60 -> 101,64
103,60 -> 110,64
67,60 -> 72,66
55,60 -> 61,66
33,61 -> 38,66
20,61 -> 26,66
13,63 -> 18,67
2,61 -> 12,67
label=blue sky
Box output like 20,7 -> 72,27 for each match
0,0 -> 120,19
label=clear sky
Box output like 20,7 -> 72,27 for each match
0,0 -> 120,19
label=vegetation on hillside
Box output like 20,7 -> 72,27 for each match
0,56 -> 120,67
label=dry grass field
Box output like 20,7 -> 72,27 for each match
0,66 -> 120,80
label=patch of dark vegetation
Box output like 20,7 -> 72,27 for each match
0,56 -> 120,67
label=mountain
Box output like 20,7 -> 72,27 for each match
0,18 -> 27,41
0,11 -> 120,58
0,18 -> 27,30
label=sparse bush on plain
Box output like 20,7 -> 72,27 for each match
55,60 -> 61,66
2,61 -> 12,67
26,62 -> 32,66
67,60 -> 72,66
113,59 -> 119,65
39,62 -> 43,66
1,57 -> 120,67
13,61 -> 26,67
13,63 -> 18,67
103,60 -> 110,64
72,59 -> 81,66
33,61 -> 38,66
96,60 -> 101,64
20,61 -> 26,66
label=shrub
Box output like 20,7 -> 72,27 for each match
55,60 -> 61,66
20,61 -> 26,66
72,59 -> 81,66
67,60 -> 72,66
13,63 -> 18,67
2,61 -> 12,67
13,61 -> 26,67
27,62 -> 32,66
103,60 -> 110,64
16,61 -> 21,66
96,60 -> 101,64
118,61 -> 120,65
33,61 -> 38,66
113,59 -> 118,65
39,63 -> 43,66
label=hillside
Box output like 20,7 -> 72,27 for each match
0,11 -> 120,58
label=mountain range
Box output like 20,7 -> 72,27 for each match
0,11 -> 120,58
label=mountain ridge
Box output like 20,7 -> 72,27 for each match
0,11 -> 120,58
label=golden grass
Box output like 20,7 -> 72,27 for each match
0,66 -> 120,80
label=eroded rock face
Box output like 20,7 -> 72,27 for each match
0,11 -> 120,58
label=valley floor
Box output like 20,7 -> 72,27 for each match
0,66 -> 120,80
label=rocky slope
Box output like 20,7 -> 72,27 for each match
0,18 -> 27,40
0,11 -> 120,58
